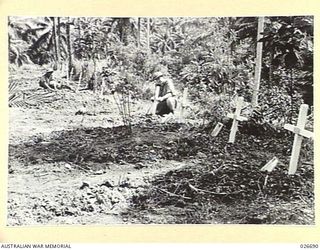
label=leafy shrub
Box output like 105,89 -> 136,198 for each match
258,83 -> 303,126
9,40 -> 33,66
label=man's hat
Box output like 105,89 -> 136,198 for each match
153,71 -> 164,80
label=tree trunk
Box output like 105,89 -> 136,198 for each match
8,17 -> 12,51
119,19 -> 124,44
289,68 -> 294,123
78,18 -> 81,40
57,17 -> 61,62
137,17 -> 141,48
121,18 -> 130,46
51,17 -> 59,63
251,16 -> 264,107
146,18 -> 150,53
66,17 -> 73,74
269,46 -> 274,84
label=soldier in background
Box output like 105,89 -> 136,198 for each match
39,68 -> 60,90
153,71 -> 177,116
39,68 -> 72,91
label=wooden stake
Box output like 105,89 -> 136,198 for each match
260,157 -> 279,172
252,16 -> 265,107
284,104 -> 314,175
263,175 -> 269,189
211,122 -> 224,137
179,87 -> 188,122
227,97 -> 248,143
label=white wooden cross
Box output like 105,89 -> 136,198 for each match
227,97 -> 248,143
284,104 -> 314,175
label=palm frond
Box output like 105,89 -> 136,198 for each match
9,80 -> 20,93
9,92 -> 21,104
10,100 -> 28,108
25,92 -> 56,102
8,81 -> 22,107
29,31 -> 51,50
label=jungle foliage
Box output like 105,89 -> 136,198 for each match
8,16 -> 313,127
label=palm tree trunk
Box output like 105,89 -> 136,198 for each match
57,17 -> 61,63
146,18 -> 150,53
137,17 -> 141,48
8,17 -> 12,51
51,17 -> 59,63
66,17 -> 73,74
121,18 -> 130,46
77,18 -> 81,40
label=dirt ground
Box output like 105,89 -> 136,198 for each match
8,67 -> 314,225
8,88 -> 181,225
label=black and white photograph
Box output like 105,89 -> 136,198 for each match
7,16 -> 314,226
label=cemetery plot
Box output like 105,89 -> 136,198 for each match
9,106 -> 314,224
7,16 -> 314,226
123,125 -> 314,224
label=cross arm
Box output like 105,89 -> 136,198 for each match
237,116 -> 248,122
284,124 -> 314,139
227,113 -> 248,122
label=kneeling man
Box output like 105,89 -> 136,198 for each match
153,71 -> 177,116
